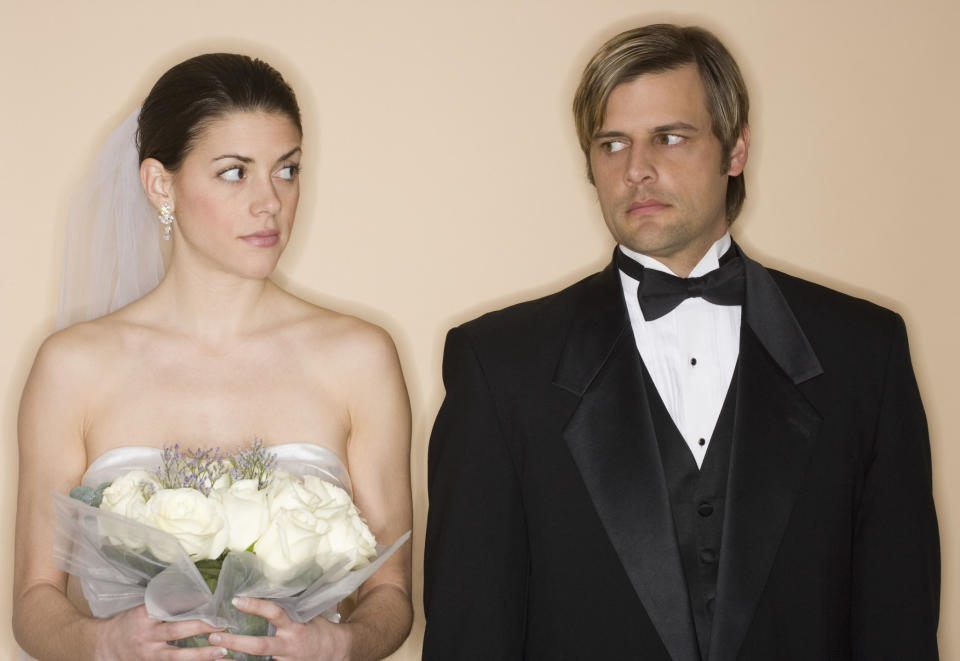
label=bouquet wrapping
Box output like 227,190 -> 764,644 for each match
53,443 -> 409,661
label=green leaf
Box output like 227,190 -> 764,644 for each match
69,482 -> 111,508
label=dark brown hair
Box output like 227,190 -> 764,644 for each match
137,53 -> 301,172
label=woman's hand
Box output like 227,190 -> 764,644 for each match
96,605 -> 228,660
210,596 -> 352,661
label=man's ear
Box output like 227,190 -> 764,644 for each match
140,158 -> 174,210
726,125 -> 750,177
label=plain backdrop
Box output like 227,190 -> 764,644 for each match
2,0 -> 957,658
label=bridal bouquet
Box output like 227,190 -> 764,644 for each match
55,442 -> 409,661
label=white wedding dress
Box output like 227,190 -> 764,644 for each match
81,443 -> 353,495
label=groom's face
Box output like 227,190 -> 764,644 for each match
588,64 -> 748,275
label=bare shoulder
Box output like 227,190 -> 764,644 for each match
279,295 -> 401,375
28,318 -> 122,392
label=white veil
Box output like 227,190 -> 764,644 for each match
56,109 -> 165,329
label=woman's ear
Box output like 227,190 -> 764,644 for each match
140,158 -> 174,210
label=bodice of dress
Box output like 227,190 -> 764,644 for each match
81,443 -> 352,496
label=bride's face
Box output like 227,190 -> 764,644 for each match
169,110 -> 302,279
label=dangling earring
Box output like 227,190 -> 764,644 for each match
158,202 -> 175,240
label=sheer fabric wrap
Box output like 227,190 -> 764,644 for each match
57,108 -> 164,329
53,445 -> 410,660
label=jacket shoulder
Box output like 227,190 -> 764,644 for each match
440,267 -> 617,386
767,269 -> 907,362
768,269 -> 901,324
458,268 -> 607,343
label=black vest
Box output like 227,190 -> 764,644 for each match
642,360 -> 739,661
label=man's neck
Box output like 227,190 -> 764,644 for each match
620,233 -> 732,278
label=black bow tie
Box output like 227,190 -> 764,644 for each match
615,246 -> 746,321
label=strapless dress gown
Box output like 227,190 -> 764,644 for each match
82,443 -> 352,494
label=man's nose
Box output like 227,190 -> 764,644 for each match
625,146 -> 656,185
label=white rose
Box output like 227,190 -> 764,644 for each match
214,479 -> 270,552
143,488 -> 228,560
267,472 -> 321,517
300,475 -> 353,508
313,504 -> 378,580
99,470 -> 158,521
97,470 -> 159,551
253,508 -> 324,585
297,476 -> 378,579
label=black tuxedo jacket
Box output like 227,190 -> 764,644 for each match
423,249 -> 939,660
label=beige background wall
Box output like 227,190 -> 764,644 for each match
2,0 -> 957,658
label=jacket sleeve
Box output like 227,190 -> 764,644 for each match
852,314 -> 940,659
423,326 -> 528,660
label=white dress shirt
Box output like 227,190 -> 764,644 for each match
617,233 -> 741,468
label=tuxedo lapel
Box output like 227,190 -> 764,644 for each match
554,265 -> 701,661
708,251 -> 824,661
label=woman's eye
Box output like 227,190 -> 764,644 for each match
219,166 -> 244,182
277,164 -> 300,181
603,140 -> 628,153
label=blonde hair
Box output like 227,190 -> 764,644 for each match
573,24 -> 750,222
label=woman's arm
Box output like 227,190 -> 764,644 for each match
13,330 -> 224,661
15,330 -> 104,659
338,323 -> 414,658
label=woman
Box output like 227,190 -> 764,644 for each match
13,54 -> 413,660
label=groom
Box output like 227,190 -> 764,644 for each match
423,23 -> 940,661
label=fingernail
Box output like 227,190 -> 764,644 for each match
209,633 -> 222,644
215,648 -> 229,658
232,596 -> 245,608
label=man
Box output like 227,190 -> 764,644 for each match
423,24 -> 939,660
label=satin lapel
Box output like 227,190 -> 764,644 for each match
707,327 -> 822,661
739,247 -> 822,384
554,264 -> 701,661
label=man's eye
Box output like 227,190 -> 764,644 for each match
603,140 -> 628,153
219,166 -> 244,181
277,164 -> 300,180
659,134 -> 684,146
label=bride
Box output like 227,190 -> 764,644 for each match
13,54 -> 412,660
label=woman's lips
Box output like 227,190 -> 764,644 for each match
241,230 -> 280,247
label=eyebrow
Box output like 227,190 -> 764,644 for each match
211,147 -> 302,163
650,122 -> 699,133
592,122 -> 701,141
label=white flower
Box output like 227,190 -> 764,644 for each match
98,470 -> 159,550
255,472 -> 378,584
143,488 -> 228,560
214,479 -> 270,552
99,470 -> 158,521
267,471 -> 321,517
253,508 -> 325,585
301,475 -> 353,508
300,476 -> 377,579
313,511 -> 377,579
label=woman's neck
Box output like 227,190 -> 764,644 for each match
149,257 -> 280,344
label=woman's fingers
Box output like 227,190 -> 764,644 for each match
163,643 -> 230,659
232,595 -> 291,627
160,617 -> 224,643
210,597 -> 289,658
